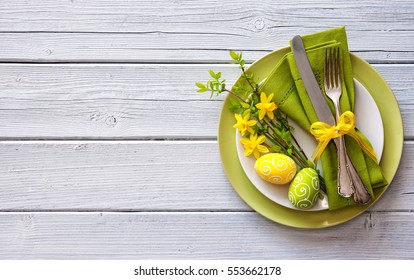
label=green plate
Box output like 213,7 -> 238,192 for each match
218,47 -> 404,228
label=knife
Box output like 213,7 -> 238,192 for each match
291,35 -> 355,198
291,36 -> 335,125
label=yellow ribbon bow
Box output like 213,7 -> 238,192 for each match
310,111 -> 378,163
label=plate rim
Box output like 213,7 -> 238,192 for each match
217,47 -> 404,228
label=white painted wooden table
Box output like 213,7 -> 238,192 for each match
0,0 -> 413,259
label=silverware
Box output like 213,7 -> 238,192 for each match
323,47 -> 354,198
324,47 -> 371,204
291,36 -> 336,125
291,36 -> 353,198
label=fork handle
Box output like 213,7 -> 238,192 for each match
345,152 -> 372,204
333,101 -> 371,203
332,100 -> 355,197
334,137 -> 355,197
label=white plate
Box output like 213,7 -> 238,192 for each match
235,78 -> 384,211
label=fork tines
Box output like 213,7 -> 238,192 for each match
324,47 -> 341,89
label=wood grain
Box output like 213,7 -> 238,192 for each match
0,212 -> 413,259
0,63 -> 411,138
0,0 -> 412,62
0,141 -> 412,211
0,33 -> 412,63
2,0 -> 411,33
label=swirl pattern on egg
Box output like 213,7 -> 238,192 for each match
288,168 -> 320,209
254,153 -> 297,185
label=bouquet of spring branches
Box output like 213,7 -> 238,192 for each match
196,51 -> 325,192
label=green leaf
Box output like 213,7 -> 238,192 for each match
274,129 -> 282,136
206,80 -> 212,89
208,70 -> 216,79
197,88 -> 208,93
270,145 -> 282,153
306,160 -> 316,169
275,110 -> 282,118
229,50 -> 238,60
281,130 -> 291,143
243,109 -> 251,118
229,99 -> 239,107
241,102 -> 250,109
228,100 -> 242,112
195,82 -> 206,89
211,82 -> 219,92
216,72 -> 222,79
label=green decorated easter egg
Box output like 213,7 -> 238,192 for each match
288,168 -> 320,209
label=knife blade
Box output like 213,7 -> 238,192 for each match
291,35 -> 335,126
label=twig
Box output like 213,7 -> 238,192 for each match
222,89 -> 248,104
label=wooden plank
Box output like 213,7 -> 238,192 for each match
0,212 -> 413,259
0,99 -> 223,138
371,141 -> 414,212
1,0 -> 409,32
0,141 -> 412,211
0,141 -> 244,211
0,0 -> 412,62
2,0 -> 412,33
0,63 -> 411,138
0,33 -> 411,64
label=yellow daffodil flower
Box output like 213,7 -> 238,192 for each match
240,133 -> 269,159
233,113 -> 257,136
255,92 -> 277,120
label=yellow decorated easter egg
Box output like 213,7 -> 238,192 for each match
254,153 -> 297,185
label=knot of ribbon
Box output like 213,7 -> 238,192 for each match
310,111 -> 378,163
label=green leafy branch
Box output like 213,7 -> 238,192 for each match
196,50 -> 325,189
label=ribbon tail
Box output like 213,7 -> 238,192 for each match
348,130 -> 378,164
312,140 -> 330,163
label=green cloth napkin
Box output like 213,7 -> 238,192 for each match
259,27 -> 387,210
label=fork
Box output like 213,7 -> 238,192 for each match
324,47 -> 371,204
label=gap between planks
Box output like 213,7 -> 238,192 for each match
0,137 -> 218,142
0,209 -> 411,213
0,58 -> 412,64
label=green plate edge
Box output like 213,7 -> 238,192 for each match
218,47 -> 404,229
